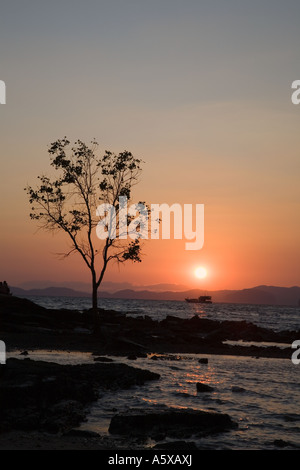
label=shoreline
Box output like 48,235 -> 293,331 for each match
1,295 -> 299,450
1,295 -> 297,360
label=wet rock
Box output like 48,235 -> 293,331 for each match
198,358 -> 208,364
152,432 -> 166,442
1,295 -> 296,359
109,407 -> 237,439
153,440 -> 199,450
196,382 -> 214,393
273,439 -> 289,448
0,358 -> 160,434
41,400 -> 87,433
0,365 -> 5,378
136,352 -> 148,358
231,386 -> 246,393
127,354 -> 137,360
64,429 -> 100,438
93,356 -> 113,362
150,354 -> 182,361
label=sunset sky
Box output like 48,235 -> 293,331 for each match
0,1 -> 299,292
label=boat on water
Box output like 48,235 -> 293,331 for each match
185,295 -> 212,304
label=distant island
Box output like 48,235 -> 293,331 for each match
10,284 -> 300,307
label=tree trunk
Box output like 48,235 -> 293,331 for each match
92,277 -> 100,333
92,282 -> 98,311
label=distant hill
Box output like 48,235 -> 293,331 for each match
11,286 -> 90,298
10,284 -> 300,307
221,285 -> 300,306
15,280 -> 188,293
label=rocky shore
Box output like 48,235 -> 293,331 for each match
1,295 -> 297,358
0,356 -> 239,450
0,295 -> 298,449
109,408 -> 237,440
0,356 -> 160,449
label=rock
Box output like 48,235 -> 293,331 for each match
152,432 -> 166,442
136,353 -> 148,358
73,328 -> 91,334
0,358 -> 160,434
153,440 -> 199,450
196,382 -> 214,393
0,365 -> 5,378
150,354 -> 182,361
273,439 -> 289,448
127,354 -> 137,360
64,429 -> 100,438
109,407 -> 237,439
41,400 -> 87,433
231,386 -> 246,393
1,295 -> 295,360
198,358 -> 208,364
20,350 -> 29,356
93,357 -> 113,362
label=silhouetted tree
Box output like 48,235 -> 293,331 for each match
26,138 -> 147,328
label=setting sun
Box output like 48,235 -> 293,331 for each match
194,266 -> 207,279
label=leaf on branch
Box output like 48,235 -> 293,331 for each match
122,240 -> 142,263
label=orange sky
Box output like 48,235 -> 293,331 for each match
0,2 -> 300,291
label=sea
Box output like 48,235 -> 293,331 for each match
8,296 -> 300,450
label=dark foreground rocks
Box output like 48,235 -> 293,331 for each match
0,358 -> 159,434
109,407 -> 237,440
196,382 -> 214,393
